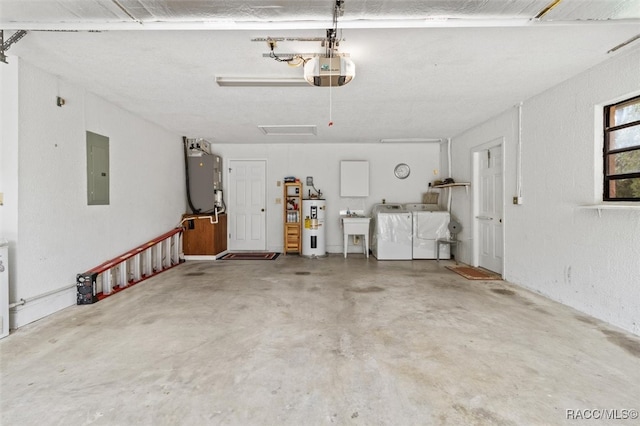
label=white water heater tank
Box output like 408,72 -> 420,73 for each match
302,199 -> 326,257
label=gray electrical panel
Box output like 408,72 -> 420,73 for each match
86,131 -> 110,205
187,154 -> 221,212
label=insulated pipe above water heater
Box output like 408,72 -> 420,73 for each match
302,199 -> 326,257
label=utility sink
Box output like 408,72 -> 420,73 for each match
340,214 -> 371,258
340,215 -> 370,233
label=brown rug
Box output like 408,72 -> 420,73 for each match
446,265 -> 502,280
218,252 -> 280,260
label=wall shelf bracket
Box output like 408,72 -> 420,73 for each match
433,182 -> 471,195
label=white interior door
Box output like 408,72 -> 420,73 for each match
474,143 -> 503,274
227,160 -> 266,251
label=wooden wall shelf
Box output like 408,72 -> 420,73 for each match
432,182 -> 470,189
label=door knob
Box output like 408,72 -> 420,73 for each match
261,208 -> 265,212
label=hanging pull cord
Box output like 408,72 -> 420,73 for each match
328,76 -> 333,127
327,0 -> 344,126
328,47 -> 334,127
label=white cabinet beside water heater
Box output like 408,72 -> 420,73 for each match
302,199 -> 326,257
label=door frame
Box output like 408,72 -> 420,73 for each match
471,137 -> 505,274
226,158 -> 268,251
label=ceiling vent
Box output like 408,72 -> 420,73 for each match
304,55 -> 355,87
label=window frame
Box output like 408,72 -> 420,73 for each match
603,95 -> 640,201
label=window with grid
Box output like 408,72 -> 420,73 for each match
603,95 -> 640,201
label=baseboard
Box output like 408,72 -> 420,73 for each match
183,250 -> 227,261
10,286 -> 76,330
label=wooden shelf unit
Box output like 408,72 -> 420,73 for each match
283,182 -> 302,254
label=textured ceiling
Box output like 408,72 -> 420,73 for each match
2,0 -> 640,26
2,0 -> 640,144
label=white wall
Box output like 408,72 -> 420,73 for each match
0,60 -> 20,313
450,47 -> 640,335
211,143 -> 442,253
5,59 -> 186,328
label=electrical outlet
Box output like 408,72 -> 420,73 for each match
306,176 -> 314,186
433,169 -> 439,175
276,180 -> 281,187
275,198 -> 281,204
513,196 -> 523,205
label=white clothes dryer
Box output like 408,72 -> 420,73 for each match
404,204 -> 450,259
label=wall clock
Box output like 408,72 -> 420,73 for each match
394,163 -> 410,179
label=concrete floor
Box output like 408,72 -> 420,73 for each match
1,255 -> 639,425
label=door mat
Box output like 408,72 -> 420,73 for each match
446,265 -> 502,280
218,252 -> 280,260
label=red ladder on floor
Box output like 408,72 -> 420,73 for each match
77,228 -> 183,304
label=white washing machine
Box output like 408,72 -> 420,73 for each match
370,204 -> 413,260
405,203 -> 450,259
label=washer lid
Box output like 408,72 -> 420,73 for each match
404,203 -> 441,211
371,203 -> 406,216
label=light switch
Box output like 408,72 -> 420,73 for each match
275,198 -> 282,204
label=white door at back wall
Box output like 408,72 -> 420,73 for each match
227,160 -> 267,251
473,142 -> 504,275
